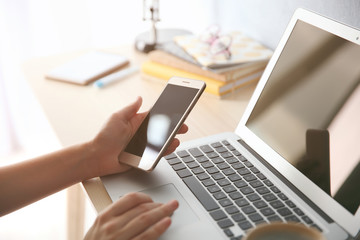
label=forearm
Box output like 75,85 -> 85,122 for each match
0,142 -> 95,216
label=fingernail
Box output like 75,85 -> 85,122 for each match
166,200 -> 179,210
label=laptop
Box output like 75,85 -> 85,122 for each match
101,8 -> 360,239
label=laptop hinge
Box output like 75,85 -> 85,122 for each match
237,139 -> 334,224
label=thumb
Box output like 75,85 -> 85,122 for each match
121,96 -> 143,120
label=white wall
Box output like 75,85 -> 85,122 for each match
215,0 -> 360,49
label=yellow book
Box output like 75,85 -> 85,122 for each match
141,61 -> 263,96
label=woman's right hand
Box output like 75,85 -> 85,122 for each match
84,192 -> 179,240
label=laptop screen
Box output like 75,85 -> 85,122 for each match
245,20 -> 360,214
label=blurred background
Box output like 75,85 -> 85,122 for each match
0,0 -> 358,239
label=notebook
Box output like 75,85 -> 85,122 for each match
101,8 -> 360,239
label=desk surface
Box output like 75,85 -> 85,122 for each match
23,46 -> 256,213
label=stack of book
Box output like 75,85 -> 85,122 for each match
141,32 -> 273,97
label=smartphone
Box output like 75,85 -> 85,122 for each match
118,77 -> 206,172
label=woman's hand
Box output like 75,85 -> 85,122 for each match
86,97 -> 188,178
84,192 -> 179,240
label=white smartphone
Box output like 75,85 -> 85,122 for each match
118,77 -> 206,172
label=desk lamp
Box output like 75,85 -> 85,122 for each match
134,0 -> 191,53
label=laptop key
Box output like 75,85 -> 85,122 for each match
256,186 -> 270,195
223,185 -> 237,193
232,162 -> 245,169
167,157 -> 181,165
164,153 -> 177,160
250,180 -> 264,188
208,185 -> 221,193
240,186 -> 254,195
247,193 -> 261,202
221,152 -> 233,158
223,168 -> 236,176
218,218 -> 234,229
238,168 -> 251,176
201,161 -> 214,168
202,179 -> 215,187
242,206 -> 256,215
212,172 -> 225,180
235,198 -> 249,207
189,148 -> 204,157
218,179 -> 231,186
249,213 -> 264,223
270,200 -> 285,209
213,191 -> 227,200
212,157 -> 224,164
186,161 -> 200,169
192,167 -> 205,175
250,167 -> 260,174
176,168 -> 192,178
197,173 -> 210,181
243,174 -> 257,182
229,191 -> 243,200
222,140 -> 230,146
293,208 -> 305,216
210,209 -> 227,221
172,163 -> 186,171
254,200 -> 268,209
182,156 -> 195,163
177,150 -> 190,158
232,213 -> 246,222
200,145 -> 213,153
226,157 -> 239,164
285,200 -> 296,208
183,176 -> 219,211
207,167 -> 219,174
268,215 -> 283,222
278,193 -> 289,201
234,180 -> 248,188
216,147 -> 228,153
224,228 -> 234,237
277,207 -> 292,217
260,207 -> 275,216
256,173 -> 266,180
207,152 -> 219,158
211,142 -> 222,148
229,174 -> 242,182
196,156 -> 209,163
225,206 -> 240,215
285,215 -> 301,223
218,162 -> 230,170
238,220 -> 253,230
302,216 -> 313,224
263,193 -> 277,202
219,198 -> 233,207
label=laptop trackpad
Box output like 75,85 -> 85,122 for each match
140,183 -> 199,230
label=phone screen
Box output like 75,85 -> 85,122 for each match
124,83 -> 199,162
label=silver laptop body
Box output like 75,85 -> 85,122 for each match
102,8 -> 360,239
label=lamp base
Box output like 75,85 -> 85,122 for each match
134,28 -> 191,53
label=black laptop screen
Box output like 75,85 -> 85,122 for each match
246,20 -> 360,214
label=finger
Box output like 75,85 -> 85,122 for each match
120,200 -> 179,239
102,192 -> 153,220
163,138 -> 180,156
120,96 -> 143,120
177,123 -> 189,134
132,217 -> 172,240
114,202 -> 163,228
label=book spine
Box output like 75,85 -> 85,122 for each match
141,61 -> 264,96
141,61 -> 224,96
148,51 -> 227,82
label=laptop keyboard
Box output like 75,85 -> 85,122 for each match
165,140 -> 322,239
